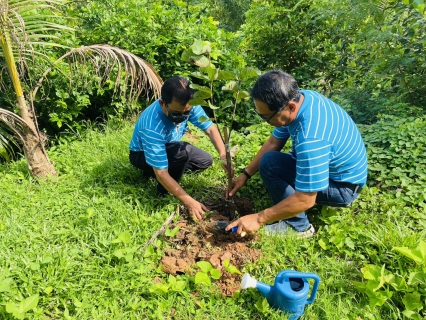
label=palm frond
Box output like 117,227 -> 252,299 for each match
1,0 -> 73,78
0,108 -> 31,161
0,124 -> 18,162
32,44 -> 163,103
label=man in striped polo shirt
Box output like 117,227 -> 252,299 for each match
227,70 -> 367,237
129,76 -> 230,221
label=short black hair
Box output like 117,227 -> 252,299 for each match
161,76 -> 194,105
251,70 -> 300,111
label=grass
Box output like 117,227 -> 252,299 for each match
0,119 -> 424,319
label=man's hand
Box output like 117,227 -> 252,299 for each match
185,199 -> 208,221
228,174 -> 248,197
220,159 -> 234,177
225,213 -> 263,236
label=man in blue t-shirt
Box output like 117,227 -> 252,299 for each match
227,70 -> 367,237
129,76 -> 230,220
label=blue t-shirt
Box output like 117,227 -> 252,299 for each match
129,100 -> 213,170
272,90 -> 368,192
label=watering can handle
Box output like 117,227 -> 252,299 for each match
280,271 -> 321,305
305,273 -> 320,305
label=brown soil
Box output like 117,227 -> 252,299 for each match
159,194 -> 262,296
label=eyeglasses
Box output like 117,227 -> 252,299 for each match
164,103 -> 191,118
254,104 -> 286,123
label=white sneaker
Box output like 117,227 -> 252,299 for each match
264,222 -> 315,238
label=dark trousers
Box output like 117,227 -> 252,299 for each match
129,142 -> 213,195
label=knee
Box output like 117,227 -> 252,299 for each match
259,152 -> 275,176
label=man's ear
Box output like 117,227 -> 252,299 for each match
288,100 -> 297,112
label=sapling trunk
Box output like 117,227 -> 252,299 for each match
223,126 -> 233,194
223,126 -> 237,220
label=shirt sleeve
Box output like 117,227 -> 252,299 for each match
189,106 -> 213,131
272,126 -> 291,140
295,139 -> 332,192
142,129 -> 169,170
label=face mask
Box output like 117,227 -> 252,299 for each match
164,104 -> 190,123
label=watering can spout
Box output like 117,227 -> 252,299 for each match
241,274 -> 274,301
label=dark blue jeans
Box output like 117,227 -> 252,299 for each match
259,151 -> 361,232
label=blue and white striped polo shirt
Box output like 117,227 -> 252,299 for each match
273,90 -> 368,192
129,100 -> 213,170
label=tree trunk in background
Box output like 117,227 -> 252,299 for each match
16,96 -> 57,177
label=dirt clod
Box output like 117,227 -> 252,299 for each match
159,195 -> 262,296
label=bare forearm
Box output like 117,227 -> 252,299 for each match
155,171 -> 195,205
257,192 -> 316,225
245,136 -> 286,176
205,126 -> 226,159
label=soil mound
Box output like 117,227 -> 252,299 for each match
159,195 -> 262,296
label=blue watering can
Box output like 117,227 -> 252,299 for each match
241,270 -> 320,320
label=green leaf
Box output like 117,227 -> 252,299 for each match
191,39 -> 209,55
361,264 -> 388,291
193,90 -> 212,100
218,70 -> 237,80
201,65 -> 218,81
402,292 -> 423,311
0,278 -> 13,292
255,298 -> 270,312
402,310 -> 423,320
181,49 -> 193,62
345,237 -> 355,250
189,55 -> 210,68
226,264 -> 242,275
207,100 -> 220,110
196,261 -> 212,273
221,100 -> 233,108
165,226 -> 180,237
149,283 -> 169,295
222,81 -> 239,92
190,71 -> 210,81
393,241 -> 426,264
365,289 -> 392,308
408,271 -> 426,286
189,98 -> 208,107
21,295 -> 39,312
194,272 -> 211,286
190,84 -> 213,95
386,274 -> 408,291
210,269 -> 221,280
318,238 -> 329,250
238,67 -> 261,79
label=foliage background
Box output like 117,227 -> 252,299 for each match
1,0 -> 425,318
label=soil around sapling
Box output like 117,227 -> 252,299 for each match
159,193 -> 262,296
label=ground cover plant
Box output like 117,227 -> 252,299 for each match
0,116 -> 425,319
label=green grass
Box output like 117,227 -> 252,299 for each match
0,119 -> 424,319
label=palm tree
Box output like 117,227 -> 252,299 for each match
0,0 -> 162,177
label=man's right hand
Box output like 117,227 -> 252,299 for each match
228,173 -> 248,197
185,199 -> 207,221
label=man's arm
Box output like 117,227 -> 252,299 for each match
204,125 -> 226,160
226,191 -> 317,234
154,169 -> 207,220
229,135 -> 286,196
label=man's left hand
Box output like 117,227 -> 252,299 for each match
225,213 -> 262,236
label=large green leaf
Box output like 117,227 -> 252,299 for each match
238,67 -> 261,80
194,272 -> 211,286
189,55 -> 210,68
189,84 -> 212,95
222,81 -> 239,92
393,241 -> 426,264
189,98 -> 208,107
193,90 -> 212,100
201,65 -> 218,81
218,70 -> 237,80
